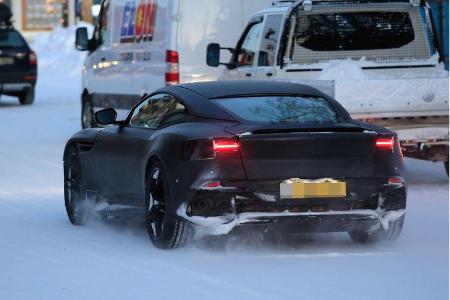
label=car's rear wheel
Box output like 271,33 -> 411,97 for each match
349,215 -> 405,244
145,162 -> 193,249
81,94 -> 96,128
18,87 -> 35,105
64,146 -> 90,225
444,161 -> 448,176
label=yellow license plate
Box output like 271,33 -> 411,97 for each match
280,178 -> 346,199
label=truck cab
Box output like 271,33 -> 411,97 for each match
207,0 -> 449,171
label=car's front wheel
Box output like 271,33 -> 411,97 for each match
349,215 -> 405,244
145,162 -> 193,249
64,146 -> 90,225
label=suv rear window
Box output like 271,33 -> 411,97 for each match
214,96 -> 339,125
0,31 -> 26,47
286,5 -> 433,64
296,12 -> 414,51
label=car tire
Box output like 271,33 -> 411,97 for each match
349,214 -> 405,244
145,161 -> 193,249
18,87 -> 35,105
444,161 -> 449,176
81,94 -> 97,129
64,145 -> 90,225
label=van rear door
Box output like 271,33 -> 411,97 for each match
132,0 -> 169,96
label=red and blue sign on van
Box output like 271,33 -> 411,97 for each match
120,0 -> 157,43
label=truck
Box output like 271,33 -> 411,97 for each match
206,0 -> 449,173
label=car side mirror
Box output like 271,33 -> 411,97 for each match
206,43 -> 221,67
75,27 -> 89,51
206,43 -> 234,68
94,108 -> 117,125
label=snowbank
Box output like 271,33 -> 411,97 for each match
31,22 -> 93,79
313,58 -> 449,119
318,59 -> 369,81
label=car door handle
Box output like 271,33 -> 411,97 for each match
245,73 -> 252,77
266,72 -> 273,77
100,57 -> 106,62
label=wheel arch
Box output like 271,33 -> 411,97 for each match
63,142 -> 77,164
63,129 -> 101,161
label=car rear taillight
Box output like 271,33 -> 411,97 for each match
192,138 -> 240,160
200,181 -> 222,189
29,50 -> 37,66
376,137 -> 394,151
213,139 -> 239,153
388,177 -> 404,185
165,50 -> 179,86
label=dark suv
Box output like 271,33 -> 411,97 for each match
0,5 -> 37,105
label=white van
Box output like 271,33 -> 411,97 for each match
75,0 -> 273,128
206,0 -> 449,170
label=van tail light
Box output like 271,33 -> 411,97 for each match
376,136 -> 394,151
29,50 -> 37,66
213,139 -> 239,153
165,50 -> 179,86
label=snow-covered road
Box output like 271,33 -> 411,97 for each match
0,69 -> 448,300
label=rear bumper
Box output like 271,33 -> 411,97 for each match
0,72 -> 37,93
181,209 -> 405,236
0,82 -> 33,92
177,179 -> 406,236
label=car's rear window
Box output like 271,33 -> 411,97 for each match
296,12 -> 415,51
0,31 -> 26,47
286,5 -> 432,64
214,96 -> 339,125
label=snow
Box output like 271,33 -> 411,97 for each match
0,26 -> 448,300
31,23 -> 93,78
286,58 -> 449,124
318,60 -> 369,81
285,54 -> 445,76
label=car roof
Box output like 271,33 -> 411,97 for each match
173,80 -> 324,99
155,81 -> 350,122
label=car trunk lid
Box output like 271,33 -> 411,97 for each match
226,124 -> 379,180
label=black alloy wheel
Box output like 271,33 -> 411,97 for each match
64,146 -> 89,225
145,162 -> 193,249
147,166 -> 166,241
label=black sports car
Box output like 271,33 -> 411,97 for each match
64,81 -> 406,249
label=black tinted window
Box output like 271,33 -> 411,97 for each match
130,94 -> 174,129
215,96 -> 339,125
296,12 -> 415,51
0,31 -> 26,47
